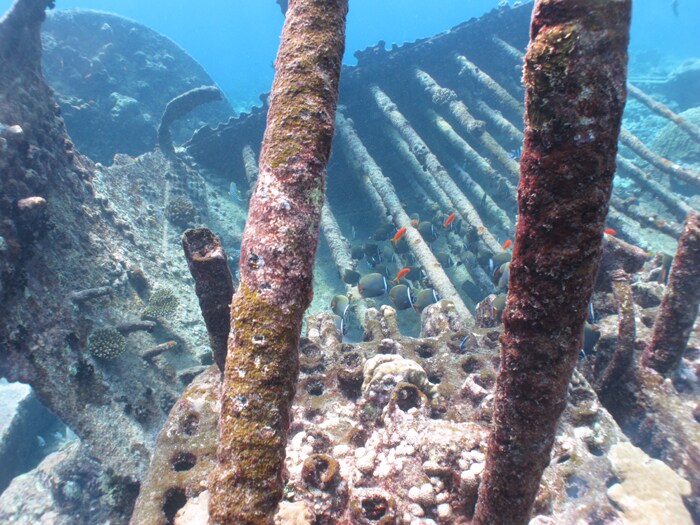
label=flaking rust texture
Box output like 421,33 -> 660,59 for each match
474,1 -> 631,523
209,1 -> 348,524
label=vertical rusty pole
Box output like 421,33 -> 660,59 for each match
643,211 -> 700,375
208,1 -> 347,524
473,1 -> 631,524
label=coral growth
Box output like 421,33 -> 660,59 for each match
165,196 -> 197,229
143,288 -> 180,320
88,328 -> 127,360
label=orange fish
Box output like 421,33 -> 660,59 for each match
443,212 -> 456,228
392,227 -> 407,243
393,267 -> 411,282
502,239 -> 513,250
604,228 -> 617,235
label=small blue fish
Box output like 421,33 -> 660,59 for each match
509,147 -> 522,161
229,182 -> 244,203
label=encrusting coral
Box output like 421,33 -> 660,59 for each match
165,196 -> 197,229
133,305 -> 674,525
607,442 -> 692,525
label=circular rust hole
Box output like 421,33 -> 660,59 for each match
394,384 -> 424,411
305,379 -> 324,396
162,488 -> 187,525
565,474 -> 589,498
301,454 -> 339,490
179,413 -> 199,436
171,452 -> 196,472
338,352 -> 364,399
416,344 -> 434,359
462,356 -> 479,374
427,372 -> 442,384
300,339 -> 321,357
341,351 -> 363,367
362,495 -> 389,520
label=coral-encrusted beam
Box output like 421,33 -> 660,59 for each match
473,1 -> 631,523
620,127 -> 700,187
627,83 -> 700,146
335,112 -> 473,324
209,0 -> 348,523
241,144 -> 259,190
643,211 -> 700,376
371,85 -> 502,255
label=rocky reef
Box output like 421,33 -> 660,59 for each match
41,9 -> 233,163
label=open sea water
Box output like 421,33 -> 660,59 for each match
1,0 -> 698,112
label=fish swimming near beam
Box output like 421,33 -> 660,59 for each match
413,288 -> 440,313
342,268 -> 361,286
358,273 -> 388,298
393,267 -> 411,282
392,227 -> 407,244
229,182 -> 244,203
331,294 -> 350,318
418,221 -> 437,242
389,284 -> 416,311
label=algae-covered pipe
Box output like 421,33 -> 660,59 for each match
181,227 -> 235,373
158,85 -> 223,155
473,1 -> 631,523
413,69 -> 520,191
241,144 -> 259,189
616,155 -> 692,222
643,211 -> 700,376
455,54 -> 524,121
209,0 -> 348,523
597,270 -> 636,399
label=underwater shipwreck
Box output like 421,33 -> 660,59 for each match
1,0 -> 699,524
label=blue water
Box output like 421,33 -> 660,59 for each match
1,0 -> 699,111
